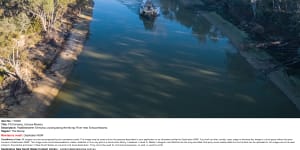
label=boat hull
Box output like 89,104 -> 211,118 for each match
139,7 -> 160,17
139,0 -> 160,17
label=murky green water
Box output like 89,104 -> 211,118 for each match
47,0 -> 300,117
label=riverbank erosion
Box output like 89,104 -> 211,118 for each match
1,2 -> 94,117
202,12 -> 300,111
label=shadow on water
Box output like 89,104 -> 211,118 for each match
47,46 -> 300,117
47,0 -> 300,118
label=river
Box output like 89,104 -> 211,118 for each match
47,0 -> 300,117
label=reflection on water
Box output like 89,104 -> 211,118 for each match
139,16 -> 156,31
212,0 -> 300,68
47,0 -> 300,117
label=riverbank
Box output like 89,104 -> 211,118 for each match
1,2 -> 94,117
202,12 -> 300,111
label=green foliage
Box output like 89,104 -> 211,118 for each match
75,0 -> 91,8
27,17 -> 43,33
26,0 -> 55,14
0,18 -> 17,48
0,0 -> 91,81
0,75 -> 4,83
23,0 -> 77,32
0,13 -> 30,50
0,0 -> 23,18
14,13 -> 31,32
0,11 -> 32,79
0,69 -> 5,83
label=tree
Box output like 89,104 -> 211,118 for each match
0,13 -> 31,88
22,0 -> 75,33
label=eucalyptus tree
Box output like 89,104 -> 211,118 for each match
0,13 -> 31,86
22,0 -> 76,33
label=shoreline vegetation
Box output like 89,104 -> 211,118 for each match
0,0 -> 94,117
201,12 -> 300,111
